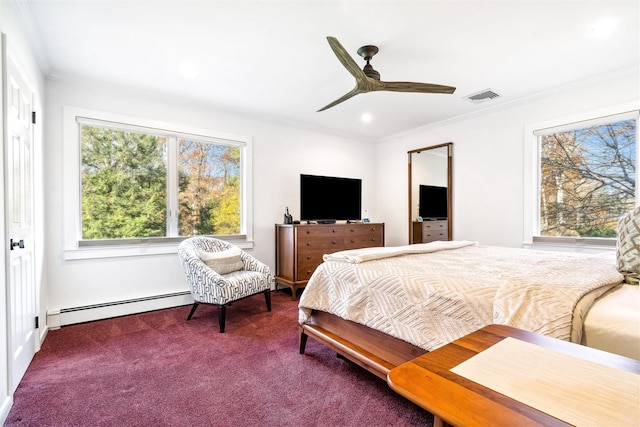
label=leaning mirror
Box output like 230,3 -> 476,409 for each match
408,143 -> 452,244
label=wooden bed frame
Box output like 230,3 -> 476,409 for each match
299,310 -> 426,380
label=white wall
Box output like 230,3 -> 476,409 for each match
376,69 -> 640,248
44,78 -> 377,317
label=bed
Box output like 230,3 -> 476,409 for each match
583,283 -> 640,359
298,241 -> 639,380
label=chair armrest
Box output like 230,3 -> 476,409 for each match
240,252 -> 272,277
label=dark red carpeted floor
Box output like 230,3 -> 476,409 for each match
4,290 -> 433,426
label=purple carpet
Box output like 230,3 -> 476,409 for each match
5,290 -> 433,426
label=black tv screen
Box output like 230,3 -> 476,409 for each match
419,185 -> 448,219
300,174 -> 362,221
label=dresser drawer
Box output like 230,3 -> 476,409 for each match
422,221 -> 447,230
344,232 -> 383,247
297,247 -> 327,266
344,224 -> 381,236
296,259 -> 321,280
298,235 -> 343,250
422,229 -> 448,242
296,225 -> 341,238
344,225 -> 384,248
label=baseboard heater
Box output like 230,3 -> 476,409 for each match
47,291 -> 193,329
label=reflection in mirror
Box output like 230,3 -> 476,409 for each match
408,143 -> 452,244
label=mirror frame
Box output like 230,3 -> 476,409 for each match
408,142 -> 453,244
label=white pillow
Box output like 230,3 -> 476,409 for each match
197,246 -> 244,275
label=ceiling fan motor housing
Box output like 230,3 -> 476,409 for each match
363,64 -> 380,80
358,45 -> 381,80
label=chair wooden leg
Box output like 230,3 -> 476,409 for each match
264,289 -> 272,312
186,302 -> 199,320
217,304 -> 226,333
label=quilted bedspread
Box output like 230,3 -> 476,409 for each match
298,242 -> 623,351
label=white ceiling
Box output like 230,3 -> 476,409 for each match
19,0 -> 640,141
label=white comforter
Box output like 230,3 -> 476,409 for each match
298,242 -> 623,351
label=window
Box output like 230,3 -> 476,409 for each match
63,107 -> 253,259
526,107 -> 638,247
81,124 -> 169,240
177,139 -> 241,236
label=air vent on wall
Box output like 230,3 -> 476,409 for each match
463,89 -> 501,104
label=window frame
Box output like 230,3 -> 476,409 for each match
63,106 -> 254,260
523,102 -> 639,250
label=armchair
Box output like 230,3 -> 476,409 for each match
178,236 -> 272,333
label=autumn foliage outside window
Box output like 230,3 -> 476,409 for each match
178,139 -> 241,236
538,116 -> 636,239
81,123 -> 242,240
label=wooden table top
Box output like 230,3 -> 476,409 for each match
387,324 -> 640,427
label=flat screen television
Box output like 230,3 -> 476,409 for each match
419,185 -> 448,219
300,174 -> 362,222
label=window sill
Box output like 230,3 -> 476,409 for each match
522,241 -> 616,255
64,239 -> 255,260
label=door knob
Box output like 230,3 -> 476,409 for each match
10,239 -> 24,250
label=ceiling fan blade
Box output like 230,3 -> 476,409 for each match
376,81 -> 456,94
317,87 -> 361,112
326,36 -> 368,81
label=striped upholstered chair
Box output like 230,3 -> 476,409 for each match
178,236 -> 272,333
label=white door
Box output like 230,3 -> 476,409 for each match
4,44 -> 37,393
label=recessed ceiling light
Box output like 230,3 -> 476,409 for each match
361,113 -> 373,123
179,61 -> 199,79
591,19 -> 617,38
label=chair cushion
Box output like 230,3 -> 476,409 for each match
197,246 -> 244,275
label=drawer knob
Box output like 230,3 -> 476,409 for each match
306,255 -> 311,259
332,240 -> 337,244
351,239 -> 355,243
306,270 -> 311,274
306,242 -> 310,246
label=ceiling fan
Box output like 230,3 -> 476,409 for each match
318,36 -> 456,112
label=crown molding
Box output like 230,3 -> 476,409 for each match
9,0 -> 51,74
45,72 -> 376,144
378,66 -> 640,143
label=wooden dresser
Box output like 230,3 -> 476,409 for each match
275,223 -> 384,299
412,220 -> 449,243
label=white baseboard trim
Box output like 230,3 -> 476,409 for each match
47,291 -> 193,328
38,325 -> 48,348
0,395 -> 13,426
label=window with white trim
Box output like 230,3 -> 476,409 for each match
63,107 -> 253,259
531,110 -> 638,246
